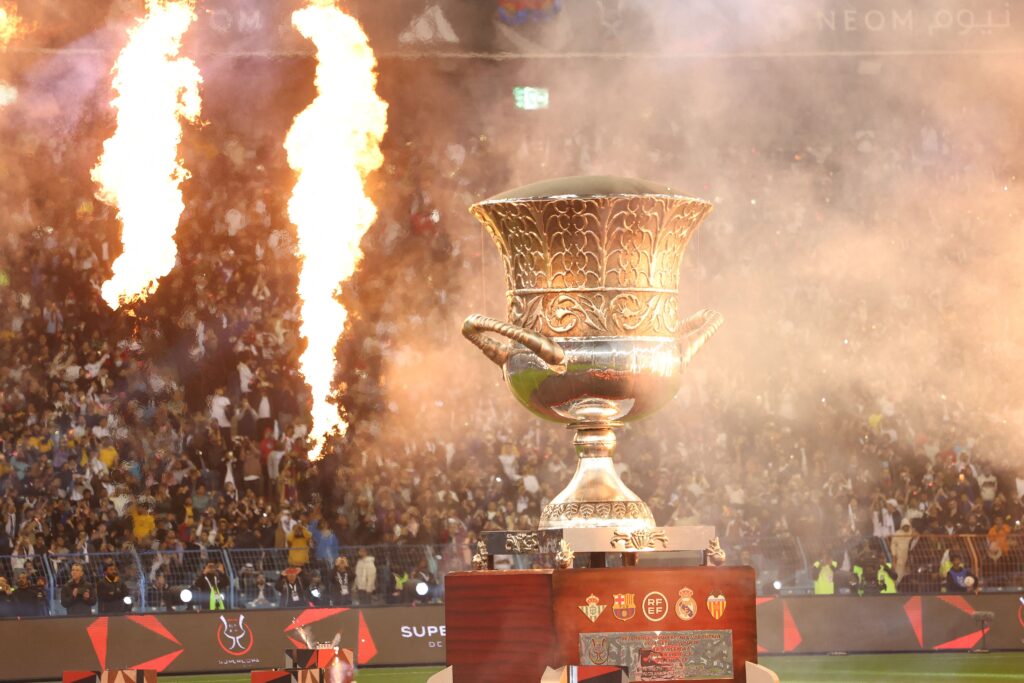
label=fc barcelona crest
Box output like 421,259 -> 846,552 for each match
579,593 -> 607,623
675,587 -> 697,621
707,592 -> 727,620
612,593 -> 636,621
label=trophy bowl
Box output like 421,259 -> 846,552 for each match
463,176 -> 722,530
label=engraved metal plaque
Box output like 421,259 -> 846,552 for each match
580,630 -> 733,681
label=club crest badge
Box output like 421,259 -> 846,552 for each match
578,593 -> 607,623
675,587 -> 698,621
641,591 -> 669,622
612,593 -> 636,621
707,592 -> 727,620
586,636 -> 609,664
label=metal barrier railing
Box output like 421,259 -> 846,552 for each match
1,533 -> 1021,616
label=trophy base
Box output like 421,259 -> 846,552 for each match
538,455 -> 655,531
445,566 -> 758,682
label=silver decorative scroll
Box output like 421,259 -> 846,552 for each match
579,630 -> 733,681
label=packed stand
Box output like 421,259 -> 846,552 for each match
1,58 -> 1023,617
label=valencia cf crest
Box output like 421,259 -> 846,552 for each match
675,587 -> 697,621
707,593 -> 727,620
579,593 -> 607,623
612,593 -> 636,621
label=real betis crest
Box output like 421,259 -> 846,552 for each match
578,593 -> 607,623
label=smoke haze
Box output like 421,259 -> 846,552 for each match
0,0 -> 1022,485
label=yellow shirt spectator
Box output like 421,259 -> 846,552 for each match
132,509 -> 156,542
287,524 -> 313,567
99,445 -> 119,469
27,435 -> 53,454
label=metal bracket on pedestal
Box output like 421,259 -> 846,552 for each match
479,525 -> 719,569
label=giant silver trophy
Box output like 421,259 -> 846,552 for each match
463,176 -> 722,531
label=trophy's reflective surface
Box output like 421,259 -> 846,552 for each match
463,175 -> 722,531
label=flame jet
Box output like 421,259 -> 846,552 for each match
0,1 -> 24,107
92,0 -> 202,309
285,0 -> 388,458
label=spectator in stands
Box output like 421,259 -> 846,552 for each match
132,502 -> 156,543
209,387 -> 233,445
354,546 -> 377,606
146,572 -> 176,612
276,567 -> 308,608
871,496 -> 901,538
329,556 -> 354,606
890,520 -> 914,582
0,577 -> 13,617
96,562 -> 130,614
12,571 -> 47,617
287,514 -> 313,567
945,553 -> 980,594
306,570 -> 327,606
314,523 -> 339,570
241,567 -> 277,608
987,515 -> 1012,558
60,562 -> 95,615
410,559 -> 436,604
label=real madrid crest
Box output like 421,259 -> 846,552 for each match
707,592 -> 727,620
675,587 -> 698,621
578,593 -> 607,623
612,593 -> 636,621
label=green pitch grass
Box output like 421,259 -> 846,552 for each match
760,652 -> 1024,682
156,653 -> 1024,683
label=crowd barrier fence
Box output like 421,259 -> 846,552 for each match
1,533 -> 1021,616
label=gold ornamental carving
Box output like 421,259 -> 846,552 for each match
504,532 -> 541,553
610,528 -> 670,551
471,195 -> 711,339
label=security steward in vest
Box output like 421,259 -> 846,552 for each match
812,551 -> 838,595
877,559 -> 898,594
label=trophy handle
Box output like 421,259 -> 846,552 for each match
679,308 -> 724,364
462,314 -> 566,372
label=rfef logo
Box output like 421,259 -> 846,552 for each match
217,614 -> 254,655
642,591 -> 668,622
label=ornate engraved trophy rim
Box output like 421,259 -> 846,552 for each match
471,173 -> 714,208
473,192 -> 712,206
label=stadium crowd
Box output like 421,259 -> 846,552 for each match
0,59 -> 1023,617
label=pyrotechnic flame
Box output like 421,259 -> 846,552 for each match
285,0 -> 388,458
0,1 -> 24,108
0,1 -> 22,46
92,0 -> 201,309
0,81 -> 14,107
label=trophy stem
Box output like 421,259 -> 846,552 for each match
538,420 -> 656,531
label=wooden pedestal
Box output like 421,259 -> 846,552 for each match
445,566 -> 756,683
